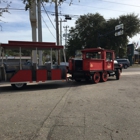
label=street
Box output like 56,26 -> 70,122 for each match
0,67 -> 140,140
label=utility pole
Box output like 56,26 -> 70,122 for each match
55,0 -> 59,46
59,18 -> 67,45
63,25 -> 69,49
59,18 -> 63,46
37,0 -> 43,65
55,0 -> 60,64
59,18 -> 67,62
29,0 -> 37,67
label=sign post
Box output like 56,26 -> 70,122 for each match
115,24 -> 124,36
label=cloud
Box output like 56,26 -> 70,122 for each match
1,11 -> 29,23
0,30 -> 32,43
0,0 -> 140,45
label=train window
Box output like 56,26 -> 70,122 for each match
106,52 -> 112,61
86,52 -> 101,59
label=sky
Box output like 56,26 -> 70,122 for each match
0,0 -> 140,46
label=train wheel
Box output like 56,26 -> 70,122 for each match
115,69 -> 120,80
100,71 -> 108,82
11,83 -> 26,89
92,72 -> 100,84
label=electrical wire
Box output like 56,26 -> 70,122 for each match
1,0 -> 140,14
41,3 -> 64,42
41,2 -> 56,30
41,15 -> 56,39
0,7 -> 58,16
0,8 -> 25,11
0,7 -> 80,17
98,0 -> 140,8
0,7 -> 55,14
63,1 -> 136,13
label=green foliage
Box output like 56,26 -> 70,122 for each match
5,49 -> 31,56
67,13 -> 140,58
22,0 -> 65,10
120,13 -> 140,38
67,13 -> 105,57
43,50 -> 57,62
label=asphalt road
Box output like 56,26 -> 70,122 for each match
0,67 -> 140,140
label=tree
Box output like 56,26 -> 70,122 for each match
0,0 -> 11,30
0,0 -> 12,30
22,0 -> 67,10
67,13 -> 106,57
66,13 -> 140,57
5,49 -> 31,56
0,0 -> 11,17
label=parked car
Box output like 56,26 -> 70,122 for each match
116,59 -> 130,69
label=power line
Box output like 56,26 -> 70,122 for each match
1,6 -> 56,39
63,1 -> 135,13
1,6 -> 65,39
41,15 -> 56,39
41,2 -> 56,30
0,8 -> 25,11
98,0 -> 140,8
0,7 -> 80,17
1,0 -> 140,14
0,7 -> 54,14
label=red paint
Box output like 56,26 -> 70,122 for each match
1,44 -> 63,49
104,61 -> 114,70
1,40 -> 63,50
36,70 -> 47,82
68,59 -> 73,71
9,41 -> 56,46
101,71 -> 108,82
10,70 -> 32,82
51,69 -> 61,80
83,59 -> 104,71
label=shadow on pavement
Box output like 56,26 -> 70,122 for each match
0,78 -> 117,93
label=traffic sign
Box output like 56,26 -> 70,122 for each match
115,24 -> 124,36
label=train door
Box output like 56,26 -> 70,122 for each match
105,51 -> 114,70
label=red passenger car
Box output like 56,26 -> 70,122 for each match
0,41 -> 67,89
